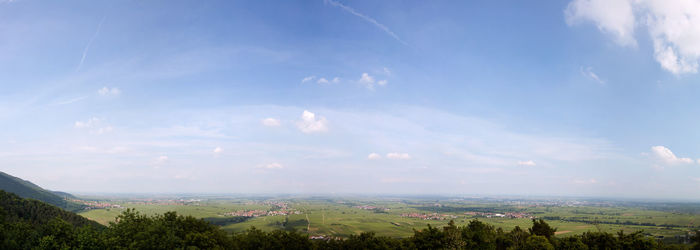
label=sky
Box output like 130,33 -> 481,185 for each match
2,0 -> 700,199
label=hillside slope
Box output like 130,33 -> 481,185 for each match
0,171 -> 84,211
0,190 -> 102,229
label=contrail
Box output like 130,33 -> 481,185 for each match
51,96 -> 87,106
324,0 -> 408,46
76,16 -> 106,72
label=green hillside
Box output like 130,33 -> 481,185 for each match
0,190 -> 102,229
0,171 -> 84,212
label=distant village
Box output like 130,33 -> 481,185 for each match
400,212 -> 459,220
225,201 -> 301,218
464,211 -> 533,219
353,205 -> 389,212
68,198 -> 123,210
400,211 -> 532,220
223,209 -> 301,217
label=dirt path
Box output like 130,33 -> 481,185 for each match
306,214 -> 311,232
555,231 -> 572,235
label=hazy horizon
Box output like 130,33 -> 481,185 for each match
2,0 -> 700,199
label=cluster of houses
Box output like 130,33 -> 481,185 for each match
353,205 -> 389,211
309,235 -> 341,240
68,199 -> 123,210
224,209 -> 301,218
401,212 -> 458,220
464,211 -> 533,219
126,198 -> 200,206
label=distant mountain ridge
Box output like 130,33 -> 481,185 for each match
0,171 -> 85,212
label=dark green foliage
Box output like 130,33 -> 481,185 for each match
505,226 -> 531,249
462,219 -> 498,249
617,230 -> 659,250
0,193 -> 693,249
0,171 -> 85,211
0,190 -> 101,229
523,235 -> 555,250
105,209 -> 234,249
555,235 -> 588,250
581,231 -> 619,250
411,224 -> 446,249
204,216 -> 249,226
529,218 -> 557,240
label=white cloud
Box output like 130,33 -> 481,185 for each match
261,118 -> 281,127
358,73 -> 388,89
323,0 -> 408,46
367,153 -> 382,160
260,162 -> 283,169
155,155 -> 168,164
213,147 -> 223,153
359,73 -> 375,85
517,160 -> 536,166
317,78 -> 329,84
386,152 -> 411,160
565,0 -> 637,47
301,76 -> 316,83
296,110 -> 328,133
566,0 -> 700,74
73,117 -> 113,135
383,67 -> 391,76
332,77 -> 340,83
573,178 -> 598,184
97,87 -> 121,96
74,117 -> 100,128
74,117 -> 112,134
94,126 -> 113,134
650,145 -> 694,165
580,67 -> 605,84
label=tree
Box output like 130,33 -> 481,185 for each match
443,220 -> 465,249
462,219 -> 497,249
581,231 -> 618,250
529,219 -> 556,240
506,226 -> 530,249
411,224 -> 446,249
522,235 -> 554,250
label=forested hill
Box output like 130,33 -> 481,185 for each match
0,171 -> 84,211
0,190 -> 102,229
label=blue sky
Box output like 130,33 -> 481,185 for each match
2,0 -> 700,199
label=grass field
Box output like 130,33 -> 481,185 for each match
78,197 -> 699,241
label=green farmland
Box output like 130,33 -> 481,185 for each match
78,196 -> 700,243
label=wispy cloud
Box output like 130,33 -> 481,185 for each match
358,72 -> 388,90
517,160 -> 536,166
367,153 -> 382,160
213,147 -> 223,154
76,16 -> 106,72
74,117 -> 113,134
323,0 -> 408,46
51,96 -> 87,106
301,75 -> 316,83
98,86 -> 121,96
386,152 -> 411,160
262,118 -> 281,127
259,162 -> 284,169
580,66 -> 605,84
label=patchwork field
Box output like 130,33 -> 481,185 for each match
78,196 -> 700,243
